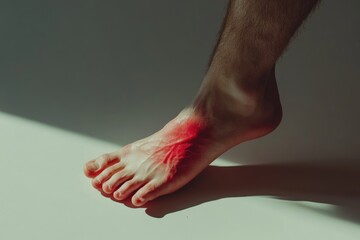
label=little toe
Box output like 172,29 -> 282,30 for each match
84,152 -> 119,178
113,178 -> 146,201
92,163 -> 124,189
102,171 -> 132,194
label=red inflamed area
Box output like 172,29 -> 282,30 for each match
155,118 -> 208,166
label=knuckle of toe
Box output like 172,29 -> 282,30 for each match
102,153 -> 111,161
129,180 -> 140,187
116,169 -> 129,179
147,184 -> 157,192
133,175 -> 146,183
101,170 -> 112,179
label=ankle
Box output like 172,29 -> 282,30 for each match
191,68 -> 282,141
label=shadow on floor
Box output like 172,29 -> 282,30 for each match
104,160 -> 360,221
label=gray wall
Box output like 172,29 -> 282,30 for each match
1,0 -> 359,164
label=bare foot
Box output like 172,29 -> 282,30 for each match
83,70 -> 282,207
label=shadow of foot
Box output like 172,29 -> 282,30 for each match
103,161 -> 360,221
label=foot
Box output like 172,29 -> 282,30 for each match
83,69 -> 282,207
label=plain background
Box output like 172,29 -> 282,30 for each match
1,1 -> 360,235
0,0 -> 359,166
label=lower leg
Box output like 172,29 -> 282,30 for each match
193,0 -> 320,142
84,0 -> 321,206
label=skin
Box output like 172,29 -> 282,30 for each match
84,0 -> 321,207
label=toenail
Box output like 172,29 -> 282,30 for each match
93,179 -> 101,186
88,162 -> 99,171
104,184 -> 111,191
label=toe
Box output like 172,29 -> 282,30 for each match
84,152 -> 119,178
102,171 -> 132,194
92,163 -> 124,189
131,180 -> 164,206
113,178 -> 146,201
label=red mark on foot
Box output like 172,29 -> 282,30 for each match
151,117 -> 209,175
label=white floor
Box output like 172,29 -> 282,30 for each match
1,111 -> 359,240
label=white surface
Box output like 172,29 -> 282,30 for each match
1,111 -> 359,240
